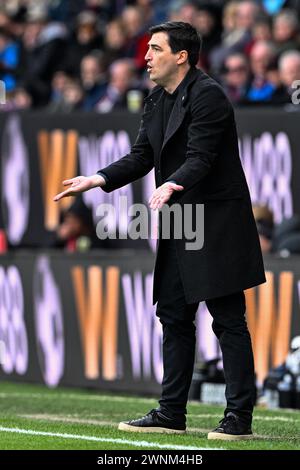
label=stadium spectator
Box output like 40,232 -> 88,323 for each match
244,14 -> 273,57
55,199 -> 102,251
273,215 -> 300,254
8,6 -> 27,45
221,52 -> 250,103
135,0 -> 155,25
280,49 -> 300,86
168,1 -> 198,24
96,58 -> 143,112
236,0 -> 261,31
48,76 -> 84,113
19,10 -> 68,107
66,10 -> 103,75
49,70 -> 70,104
0,27 -> 19,92
222,0 -> 239,33
12,86 -> 32,108
254,207 -> 300,255
0,8 -> 11,29
246,40 -> 277,102
47,0 -> 87,25
0,85 -> 32,111
273,9 -> 300,56
84,0 -> 116,22
121,5 -> 150,73
103,19 -> 127,66
253,205 -> 274,253
275,49 -> 300,103
209,1 -> 259,74
193,3 -> 222,71
4,1 -> 51,17
80,52 -> 107,110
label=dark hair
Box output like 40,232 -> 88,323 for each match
149,21 -> 202,67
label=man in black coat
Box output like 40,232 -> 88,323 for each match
54,22 -> 265,440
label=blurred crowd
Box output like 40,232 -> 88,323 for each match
253,205 -> 300,256
0,0 -> 300,112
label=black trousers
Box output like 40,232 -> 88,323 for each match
156,238 -> 255,424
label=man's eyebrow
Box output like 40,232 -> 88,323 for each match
147,42 -> 163,50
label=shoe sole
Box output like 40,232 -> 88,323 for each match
118,422 -> 186,434
207,432 -> 253,441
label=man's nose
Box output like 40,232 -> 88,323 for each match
145,49 -> 151,61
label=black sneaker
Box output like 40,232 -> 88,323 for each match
207,412 -> 253,440
118,408 -> 186,434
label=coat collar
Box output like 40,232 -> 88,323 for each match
144,67 -> 200,152
144,66 -> 199,104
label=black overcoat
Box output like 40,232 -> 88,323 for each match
98,67 -> 266,304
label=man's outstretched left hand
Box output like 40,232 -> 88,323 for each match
149,182 -> 184,210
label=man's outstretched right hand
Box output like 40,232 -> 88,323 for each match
53,174 -> 106,201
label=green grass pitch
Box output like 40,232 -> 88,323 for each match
0,381 -> 299,450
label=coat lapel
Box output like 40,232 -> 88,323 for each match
161,92 -> 186,151
143,87 -> 165,154
143,67 -> 200,154
162,67 -> 199,151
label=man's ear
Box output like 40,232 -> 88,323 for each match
177,50 -> 188,65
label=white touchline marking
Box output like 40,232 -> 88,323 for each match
0,426 -> 223,450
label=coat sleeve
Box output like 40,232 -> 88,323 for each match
97,115 -> 154,193
166,84 -> 232,190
